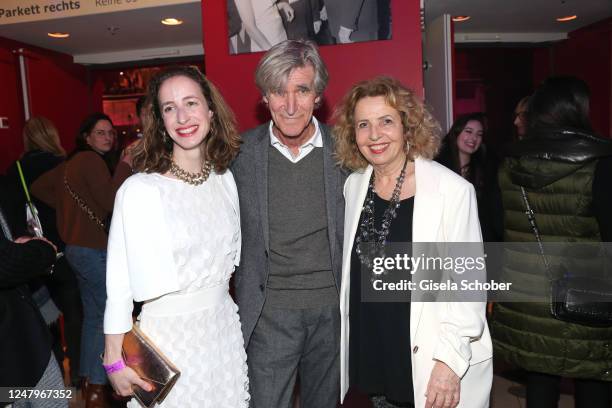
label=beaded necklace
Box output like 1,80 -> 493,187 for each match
355,157 -> 408,268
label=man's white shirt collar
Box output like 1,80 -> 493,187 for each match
269,117 -> 322,163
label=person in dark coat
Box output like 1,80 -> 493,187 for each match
5,117 -> 83,387
492,76 -> 612,408
0,180 -> 66,407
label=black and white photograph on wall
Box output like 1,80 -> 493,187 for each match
228,0 -> 392,54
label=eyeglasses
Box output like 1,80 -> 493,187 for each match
93,129 -> 117,137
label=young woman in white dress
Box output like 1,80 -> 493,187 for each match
102,66 -> 249,407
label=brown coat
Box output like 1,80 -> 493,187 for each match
32,151 -> 131,250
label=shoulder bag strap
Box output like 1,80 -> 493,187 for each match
16,160 -> 44,237
16,160 -> 38,217
519,186 -> 551,277
520,186 -> 558,315
16,161 -> 33,205
63,168 -> 107,232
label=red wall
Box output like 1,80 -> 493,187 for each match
201,0 -> 423,131
545,18 -> 612,137
0,37 -> 92,172
453,16 -> 612,151
0,38 -> 25,173
454,46 -> 539,149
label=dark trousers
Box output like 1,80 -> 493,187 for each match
281,0 -> 316,41
526,371 -> 611,408
370,396 -> 414,408
47,256 -> 83,383
247,302 -> 340,408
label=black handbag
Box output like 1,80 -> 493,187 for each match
520,186 -> 612,327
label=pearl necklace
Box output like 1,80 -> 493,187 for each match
355,157 -> 408,268
169,160 -> 213,185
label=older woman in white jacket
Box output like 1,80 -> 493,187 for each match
333,77 -> 492,408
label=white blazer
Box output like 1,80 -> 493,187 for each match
340,157 -> 493,407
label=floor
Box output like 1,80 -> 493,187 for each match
341,373 -> 575,408
64,368 -> 577,408
489,374 -> 574,408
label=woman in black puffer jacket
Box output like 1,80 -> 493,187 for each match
492,76 -> 612,408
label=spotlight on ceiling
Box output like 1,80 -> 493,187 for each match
556,15 -> 577,22
47,32 -> 70,38
161,18 -> 183,26
452,16 -> 471,22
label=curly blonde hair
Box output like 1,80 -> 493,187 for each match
132,66 -> 240,174
333,76 -> 441,171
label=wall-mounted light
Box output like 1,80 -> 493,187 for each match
47,32 -> 70,38
556,15 -> 577,22
452,16 -> 471,22
161,18 -> 183,26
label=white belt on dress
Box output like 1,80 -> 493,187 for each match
141,282 -> 229,317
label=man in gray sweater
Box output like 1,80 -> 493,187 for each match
231,39 -> 345,407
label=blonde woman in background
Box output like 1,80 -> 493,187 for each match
5,117 -> 83,387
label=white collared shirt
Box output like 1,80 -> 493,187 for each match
269,117 -> 323,163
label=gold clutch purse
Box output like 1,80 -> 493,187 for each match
122,325 -> 181,408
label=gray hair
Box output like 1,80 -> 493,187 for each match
255,40 -> 329,97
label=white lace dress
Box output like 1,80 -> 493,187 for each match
105,171 -> 249,408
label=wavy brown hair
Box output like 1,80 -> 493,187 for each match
333,76 -> 442,171
132,66 -> 240,173
437,112 -> 488,189
23,116 -> 66,157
